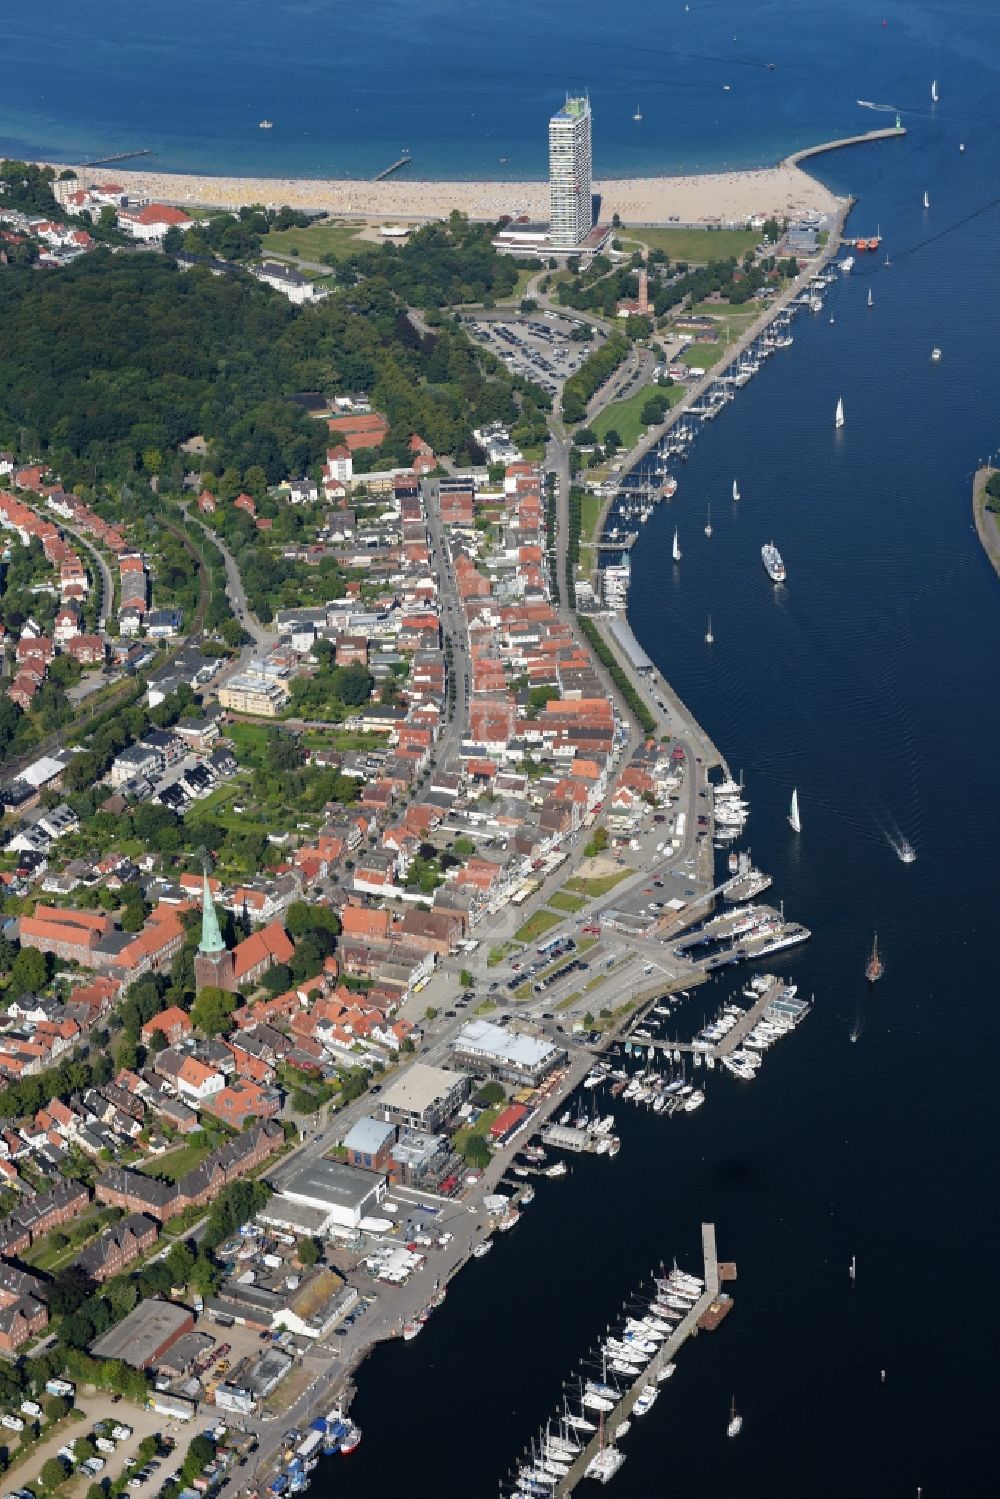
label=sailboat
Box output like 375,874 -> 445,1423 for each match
865,931 -> 884,984
931,79 -> 939,103
705,615 -> 714,645
727,1398 -> 743,1438
788,788 -> 801,833
732,478 -> 741,501
672,527 -> 681,562
867,287 -> 873,308
704,503 -> 712,537
923,190 -> 930,209
633,104 -> 643,122
835,396 -> 845,429
849,1254 -> 857,1287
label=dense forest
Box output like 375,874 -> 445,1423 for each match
0,225 -> 545,486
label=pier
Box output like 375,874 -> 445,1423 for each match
784,123 -> 906,168
79,148 -> 153,168
552,1223 -> 729,1495
373,154 -> 413,182
634,973 -> 790,1058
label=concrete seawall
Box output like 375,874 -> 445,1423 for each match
783,123 -> 906,167
973,466 -> 1000,580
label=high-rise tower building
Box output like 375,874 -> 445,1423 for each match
548,95 -> 593,248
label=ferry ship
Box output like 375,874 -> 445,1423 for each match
761,542 -> 786,583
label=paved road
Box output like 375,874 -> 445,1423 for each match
56,515 -> 115,628
180,504 -> 276,651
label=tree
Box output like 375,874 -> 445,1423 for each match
472,1080 -> 505,1107
462,1133 -> 491,1168
459,969 -> 474,988
41,1457 -> 68,1490
191,985 -> 236,1037
298,1236 -> 321,1266
47,1264 -> 95,1318
10,945 -> 49,995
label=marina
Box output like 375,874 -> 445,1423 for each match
502,1223 -> 731,1497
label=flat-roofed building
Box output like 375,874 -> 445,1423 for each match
450,1019 -> 564,1087
266,1158 -> 386,1233
378,1062 -> 470,1133
90,1296 -> 194,1369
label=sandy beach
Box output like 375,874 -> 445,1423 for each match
60,159 -> 843,226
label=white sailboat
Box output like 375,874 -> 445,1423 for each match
705,615 -> 714,645
633,104 -> 643,122
923,190 -> 930,209
727,1398 -> 743,1439
835,396 -> 845,429
867,287 -> 873,308
704,503 -> 712,537
931,79 -> 939,103
732,478 -> 741,501
672,527 -> 681,562
788,788 -> 801,833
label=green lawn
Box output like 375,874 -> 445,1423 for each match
580,492 -> 604,549
622,226 -> 759,263
689,299 -> 762,338
548,890 -> 587,913
453,1105 -> 503,1156
138,1137 -> 214,1184
496,267 -> 537,303
565,869 -> 631,898
261,220 -> 366,262
513,908 -> 563,944
592,382 -> 684,448
676,342 -> 728,369
487,941 -> 522,967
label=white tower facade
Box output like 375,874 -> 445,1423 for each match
548,95 -> 593,248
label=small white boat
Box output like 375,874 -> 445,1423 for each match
931,347 -> 942,362
705,614 -> 714,645
867,288 -> 873,308
959,142 -> 965,152
835,396 -> 845,429
633,1385 -> 658,1416
727,1397 -> 743,1438
732,479 -> 740,501
931,79 -> 939,103
923,190 -> 930,209
259,119 -> 274,129
899,838 -> 917,863
672,527 -> 681,562
633,104 -> 643,122
656,1362 -> 676,1383
472,1239 -> 493,1259
788,787 -> 801,833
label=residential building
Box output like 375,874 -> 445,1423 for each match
549,95 -> 593,248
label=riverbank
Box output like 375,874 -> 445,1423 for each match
54,158 -> 843,226
972,466 -> 1000,580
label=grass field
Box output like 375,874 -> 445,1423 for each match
139,1137 -> 214,1184
513,908 -> 563,944
689,299 -> 762,338
591,382 -> 685,449
580,492 -> 604,551
548,890 -> 586,913
622,226 -> 759,263
261,221 -> 366,261
676,342 -> 728,369
565,869 -> 631,898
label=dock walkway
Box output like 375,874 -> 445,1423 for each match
553,1223 -> 725,1495
637,974 -> 784,1059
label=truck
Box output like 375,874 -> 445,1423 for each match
45,1380 -> 74,1399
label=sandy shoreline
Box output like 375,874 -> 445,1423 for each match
56,159 -> 843,226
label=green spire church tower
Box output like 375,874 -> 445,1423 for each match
193,869 -> 235,992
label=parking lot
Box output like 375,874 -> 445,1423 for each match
468,313 -> 603,395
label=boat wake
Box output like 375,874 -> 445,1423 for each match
883,827 -> 917,864
856,99 -> 898,113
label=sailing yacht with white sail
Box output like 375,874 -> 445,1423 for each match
931,79 -> 939,103
672,527 -> 681,562
727,1397 -> 743,1438
788,788 -> 801,833
835,396 -> 845,429
732,479 -> 741,501
867,288 -> 873,308
704,503 -> 712,537
923,190 -> 930,209
705,615 -> 714,645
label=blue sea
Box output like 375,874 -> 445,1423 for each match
9,2 -> 1000,1495
3,0 -> 998,179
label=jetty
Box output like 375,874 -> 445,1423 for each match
636,974 -> 791,1058
552,1223 -> 731,1495
79,148 -> 153,169
784,123 -> 906,168
373,153 -> 413,182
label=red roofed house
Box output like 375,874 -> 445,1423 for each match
117,203 -> 195,241
141,1006 -> 193,1047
